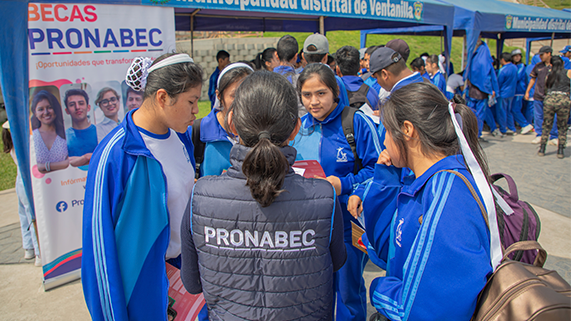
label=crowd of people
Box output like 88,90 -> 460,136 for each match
35,32 -> 567,321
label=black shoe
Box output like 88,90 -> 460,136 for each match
479,137 -> 488,143
557,145 -> 565,159
538,144 -> 546,156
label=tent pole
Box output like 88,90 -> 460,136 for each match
550,32 -> 554,47
191,15 -> 194,58
461,35 -> 466,70
319,16 -> 324,35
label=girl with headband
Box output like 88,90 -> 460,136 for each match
192,62 -> 254,178
82,53 -> 203,321
180,71 -> 346,320
348,83 -> 497,320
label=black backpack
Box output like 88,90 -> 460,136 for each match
191,118 -> 205,179
341,106 -> 363,175
346,83 -> 369,109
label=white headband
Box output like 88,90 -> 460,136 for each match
148,54 -> 194,73
213,63 -> 254,111
125,54 -> 194,91
447,101 -> 504,270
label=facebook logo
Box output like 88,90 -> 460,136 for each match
56,201 -> 68,212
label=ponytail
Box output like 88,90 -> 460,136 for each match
242,134 -> 290,207
231,71 -> 299,207
253,52 -> 264,70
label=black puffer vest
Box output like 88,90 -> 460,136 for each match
191,145 -> 336,321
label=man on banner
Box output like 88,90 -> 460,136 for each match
64,88 -> 97,167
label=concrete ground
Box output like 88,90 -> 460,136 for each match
0,131 -> 569,320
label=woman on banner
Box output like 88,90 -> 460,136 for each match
82,53 -> 202,321
348,83 -> 494,320
30,90 -> 69,173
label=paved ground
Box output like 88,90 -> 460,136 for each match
0,130 -> 569,320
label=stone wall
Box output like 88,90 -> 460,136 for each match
176,37 -> 280,101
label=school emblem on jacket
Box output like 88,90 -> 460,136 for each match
395,218 -> 404,247
336,147 -> 348,163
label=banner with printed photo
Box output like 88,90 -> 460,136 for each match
28,3 -> 176,290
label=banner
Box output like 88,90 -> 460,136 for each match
27,3 -> 176,290
505,15 -> 571,32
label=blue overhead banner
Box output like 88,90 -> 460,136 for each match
505,15 -> 571,32
146,0 -> 431,23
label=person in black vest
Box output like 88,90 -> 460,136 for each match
181,71 -> 347,321
335,45 -> 379,110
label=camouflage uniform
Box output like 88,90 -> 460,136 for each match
541,92 -> 570,146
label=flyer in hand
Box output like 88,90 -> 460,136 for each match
292,160 -> 326,179
166,263 -> 206,321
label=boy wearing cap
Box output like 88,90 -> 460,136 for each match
559,45 -> 571,69
525,46 -> 558,144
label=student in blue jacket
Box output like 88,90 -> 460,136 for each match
425,54 -> 447,96
497,52 -> 519,135
194,63 -> 254,177
348,83 -> 493,320
291,63 -> 381,321
82,53 -> 203,321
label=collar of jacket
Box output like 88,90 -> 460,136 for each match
302,100 -> 345,129
201,108 -> 231,143
400,155 -> 468,197
226,144 -> 298,179
121,109 -> 155,158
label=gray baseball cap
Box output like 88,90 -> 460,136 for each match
511,49 -> 522,56
303,34 -> 329,55
369,47 -> 402,74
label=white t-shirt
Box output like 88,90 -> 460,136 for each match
139,128 -> 195,259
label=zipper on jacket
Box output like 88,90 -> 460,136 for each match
318,123 -> 323,164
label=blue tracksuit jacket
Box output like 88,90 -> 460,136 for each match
468,43 -> 499,96
365,75 -> 383,97
82,110 -> 196,321
208,67 -> 221,108
291,101 -> 381,236
515,62 -> 527,95
341,75 -> 380,109
198,108 -> 233,177
356,156 -> 492,321
430,70 -> 447,96
498,63 -> 517,99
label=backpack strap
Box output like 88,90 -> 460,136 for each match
191,118 -> 206,179
341,106 -> 363,175
347,83 -> 369,108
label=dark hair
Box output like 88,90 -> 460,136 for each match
426,54 -> 439,65
305,52 -> 327,64
2,128 -> 12,154
217,65 -> 254,110
546,56 -> 566,90
31,90 -> 66,139
335,46 -> 360,76
143,53 -> 203,103
64,88 -> 89,107
382,82 -> 490,181
365,46 -> 379,56
216,50 -> 230,61
410,57 -> 425,71
384,54 -> 407,75
254,47 -> 277,71
420,52 -> 429,58
501,52 -> 512,63
232,71 -> 299,207
297,63 -> 339,102
126,86 -> 143,97
95,87 -> 119,106
277,35 -> 299,62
